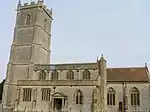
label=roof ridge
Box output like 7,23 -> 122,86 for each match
107,66 -> 145,69
50,62 -> 96,65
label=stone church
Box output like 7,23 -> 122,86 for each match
1,1 -> 150,112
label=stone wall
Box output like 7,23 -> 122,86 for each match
107,83 -> 150,112
17,86 -> 95,112
2,2 -> 53,111
15,82 -> 150,112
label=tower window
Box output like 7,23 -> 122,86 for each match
130,87 -> 140,106
39,70 -> 46,80
74,90 -> 83,104
83,69 -> 90,80
44,19 -> 47,29
107,87 -> 115,105
41,88 -> 51,101
23,88 -> 32,102
66,70 -> 74,80
26,14 -> 31,25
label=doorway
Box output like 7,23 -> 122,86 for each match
119,101 -> 123,112
54,98 -> 62,111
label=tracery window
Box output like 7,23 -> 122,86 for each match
51,70 -> 58,80
41,88 -> 51,101
130,87 -> 140,106
23,88 -> 32,101
83,69 -> 90,80
39,70 -> 46,80
74,90 -> 83,104
26,14 -> 31,25
107,87 -> 115,105
66,70 -> 74,80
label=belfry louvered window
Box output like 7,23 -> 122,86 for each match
26,14 -> 31,25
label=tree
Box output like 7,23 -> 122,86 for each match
0,79 -> 5,101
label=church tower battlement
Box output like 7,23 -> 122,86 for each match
17,1 -> 52,16
2,0 -> 53,111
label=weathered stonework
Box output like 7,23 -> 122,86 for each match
1,1 -> 150,112
2,1 -> 53,112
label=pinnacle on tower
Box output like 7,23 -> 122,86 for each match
17,0 -> 21,14
38,0 -> 44,3
145,62 -> 147,67
18,0 -> 21,5
96,56 -> 101,75
17,0 -> 21,8
97,56 -> 99,62
100,54 -> 106,62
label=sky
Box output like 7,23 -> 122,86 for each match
0,0 -> 150,82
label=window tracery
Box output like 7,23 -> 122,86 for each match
130,87 -> 140,106
107,87 -> 115,105
74,89 -> 83,104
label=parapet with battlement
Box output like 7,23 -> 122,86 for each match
18,1 -> 52,18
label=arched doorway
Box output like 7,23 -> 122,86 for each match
119,102 -> 123,112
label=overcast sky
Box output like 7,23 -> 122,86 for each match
0,0 -> 150,82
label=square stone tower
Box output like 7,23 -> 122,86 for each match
2,1 -> 53,111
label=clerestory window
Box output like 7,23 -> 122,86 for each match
83,69 -> 90,80
66,70 -> 74,80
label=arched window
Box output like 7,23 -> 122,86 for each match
107,87 -> 115,105
83,69 -> 90,80
26,14 -> 31,25
39,70 -> 46,80
74,90 -> 83,104
66,70 -> 74,80
51,70 -> 58,80
130,87 -> 140,106
44,19 -> 47,29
